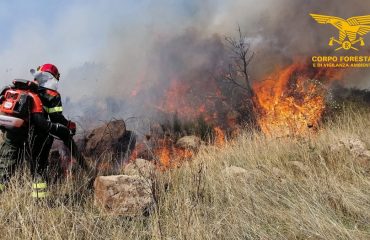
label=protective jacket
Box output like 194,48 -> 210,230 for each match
37,87 -> 87,174
38,87 -> 69,126
0,80 -> 71,191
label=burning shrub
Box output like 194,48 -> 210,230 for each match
253,62 -> 344,136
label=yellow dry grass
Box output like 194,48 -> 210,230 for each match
0,106 -> 369,239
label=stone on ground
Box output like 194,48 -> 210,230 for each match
123,158 -> 156,178
94,175 -> 153,216
85,120 -> 127,156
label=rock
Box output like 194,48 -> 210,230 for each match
176,136 -> 202,150
339,137 -> 367,157
85,120 -> 126,156
289,161 -> 309,176
330,137 -> 370,172
94,175 -> 153,216
223,166 -> 263,182
331,136 -> 370,158
83,120 -> 136,160
124,159 -> 155,178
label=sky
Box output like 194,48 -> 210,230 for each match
0,0 -> 227,97
0,0 -> 144,77
0,0 -> 225,73
0,0 -> 238,105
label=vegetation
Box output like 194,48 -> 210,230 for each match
0,106 -> 369,239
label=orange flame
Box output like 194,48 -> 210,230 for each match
154,145 -> 194,170
214,126 -> 226,146
253,63 -> 343,136
156,77 -> 231,127
158,147 -> 171,168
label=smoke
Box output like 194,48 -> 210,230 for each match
0,0 -> 369,124
96,0 -> 370,121
246,0 -> 370,82
60,0 -> 270,121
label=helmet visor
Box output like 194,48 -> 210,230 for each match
33,71 -> 59,91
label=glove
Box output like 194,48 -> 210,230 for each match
50,123 -> 71,143
67,121 -> 76,135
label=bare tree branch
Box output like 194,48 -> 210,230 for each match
223,25 -> 255,99
222,25 -> 260,128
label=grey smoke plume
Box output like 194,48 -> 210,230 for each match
1,0 -> 369,124
247,0 -> 370,83
88,0 -> 370,121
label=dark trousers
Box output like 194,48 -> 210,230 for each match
36,135 -> 87,178
0,130 -> 86,184
0,141 -> 23,183
30,133 -> 54,179
0,130 -> 53,183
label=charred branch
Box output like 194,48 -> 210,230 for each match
223,26 -> 259,128
224,25 -> 255,98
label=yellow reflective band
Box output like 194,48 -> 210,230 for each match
0,183 -> 5,191
32,191 -> 49,198
32,182 -> 47,189
44,106 -> 63,113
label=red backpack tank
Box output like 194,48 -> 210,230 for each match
0,79 -> 40,130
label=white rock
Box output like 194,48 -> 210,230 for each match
124,158 -> 156,178
332,136 -> 370,158
94,175 -> 153,216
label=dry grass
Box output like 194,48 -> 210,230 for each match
0,106 -> 369,239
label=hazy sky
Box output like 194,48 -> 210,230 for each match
0,0 -> 237,103
1,0 -> 369,120
0,0 -> 147,79
0,1 -> 226,71
0,0 -> 229,96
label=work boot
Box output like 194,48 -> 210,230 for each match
31,180 -> 49,199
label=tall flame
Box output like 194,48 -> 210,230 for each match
214,126 -> 226,146
253,63 -> 343,136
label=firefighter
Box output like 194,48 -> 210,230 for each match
31,64 -> 73,131
0,79 -> 72,198
31,64 -> 86,176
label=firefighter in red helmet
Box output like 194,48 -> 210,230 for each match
32,64 -> 73,130
38,64 -> 60,80
31,64 -> 86,179
0,79 -> 72,197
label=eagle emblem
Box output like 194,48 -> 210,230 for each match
310,14 -> 370,51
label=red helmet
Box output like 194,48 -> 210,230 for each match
37,63 -> 60,80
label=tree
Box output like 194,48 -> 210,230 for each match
224,25 -> 255,99
224,26 -> 258,127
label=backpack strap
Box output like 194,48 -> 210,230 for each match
27,92 -> 43,113
12,79 -> 38,93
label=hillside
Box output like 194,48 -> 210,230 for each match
0,106 -> 369,240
